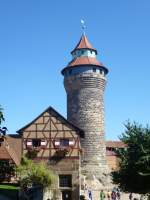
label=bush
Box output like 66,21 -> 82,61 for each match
17,156 -> 56,189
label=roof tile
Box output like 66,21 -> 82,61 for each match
106,141 -> 127,148
72,34 -> 96,53
68,56 -> 104,67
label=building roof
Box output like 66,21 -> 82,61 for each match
61,34 -> 109,75
0,145 -> 12,160
17,106 -> 84,138
0,135 -> 21,165
71,34 -> 97,54
68,57 -> 104,67
62,56 -> 108,74
106,141 -> 127,148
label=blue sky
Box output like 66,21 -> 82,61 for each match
0,0 -> 150,140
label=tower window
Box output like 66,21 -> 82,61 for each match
93,68 -> 96,72
59,175 -> 72,187
69,69 -> 72,75
100,69 -> 102,74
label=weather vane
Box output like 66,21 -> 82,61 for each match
81,19 -> 86,34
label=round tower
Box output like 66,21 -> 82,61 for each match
61,34 -> 109,179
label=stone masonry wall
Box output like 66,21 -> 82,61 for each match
64,72 -> 109,178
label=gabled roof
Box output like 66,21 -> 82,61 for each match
0,136 -> 21,165
71,34 -> 97,54
0,145 -> 11,160
17,106 -> 84,138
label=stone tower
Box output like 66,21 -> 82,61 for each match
61,34 -> 110,188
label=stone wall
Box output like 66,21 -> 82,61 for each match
106,155 -> 119,171
64,71 -> 110,188
50,158 -> 80,200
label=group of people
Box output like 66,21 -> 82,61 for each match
87,187 -> 140,200
100,188 -> 121,200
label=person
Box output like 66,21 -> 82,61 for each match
88,190 -> 92,200
129,193 -> 133,200
116,189 -> 121,200
111,191 -> 117,200
107,190 -> 111,200
100,190 -> 105,200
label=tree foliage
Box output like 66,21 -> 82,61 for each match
0,105 -> 7,135
16,156 -> 56,190
0,105 -> 13,182
112,122 -> 150,195
0,105 -> 5,125
0,160 -> 15,182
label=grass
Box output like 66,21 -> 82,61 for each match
0,184 -> 19,190
0,184 -> 19,199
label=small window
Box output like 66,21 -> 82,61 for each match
60,138 -> 69,147
81,50 -> 84,54
69,69 -> 72,75
100,69 -> 102,74
59,175 -> 72,187
90,50 -> 93,54
93,68 -> 96,72
32,139 -> 41,147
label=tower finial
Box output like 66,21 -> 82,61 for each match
81,19 -> 86,35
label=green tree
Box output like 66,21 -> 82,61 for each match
0,105 -> 5,125
0,105 -> 7,135
112,122 -> 150,197
17,156 -> 56,190
0,105 -> 13,182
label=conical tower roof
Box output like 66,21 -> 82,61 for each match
61,34 -> 108,75
71,34 -> 97,54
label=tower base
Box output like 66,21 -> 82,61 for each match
80,164 -> 113,199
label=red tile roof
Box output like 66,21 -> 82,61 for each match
61,34 -> 109,75
0,145 -> 12,160
68,57 -> 104,67
106,141 -> 127,148
0,136 -> 21,166
62,57 -> 108,74
71,34 -> 97,53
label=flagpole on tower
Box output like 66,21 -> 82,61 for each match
81,19 -> 86,35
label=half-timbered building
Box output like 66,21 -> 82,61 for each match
17,106 -> 84,200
